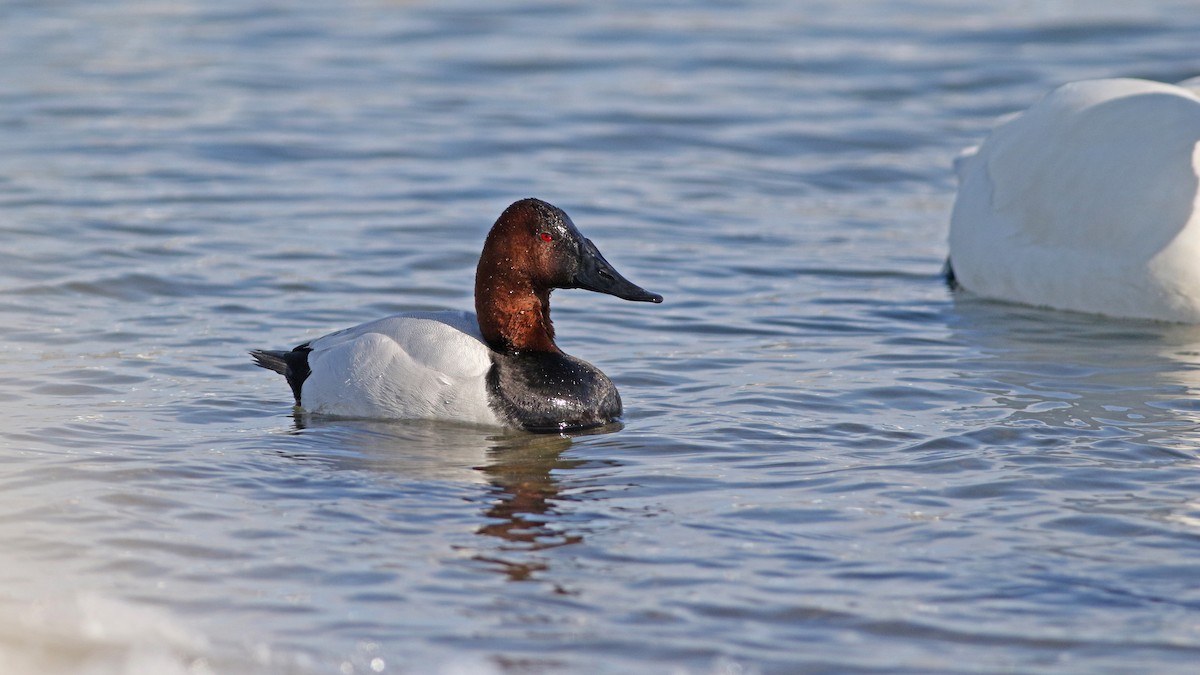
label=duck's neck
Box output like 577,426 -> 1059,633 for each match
475,274 -> 560,354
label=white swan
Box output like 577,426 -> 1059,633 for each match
948,77 -> 1200,322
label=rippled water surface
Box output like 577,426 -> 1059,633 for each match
4,1 -> 1200,673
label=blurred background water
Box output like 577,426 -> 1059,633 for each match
3,0 -> 1200,673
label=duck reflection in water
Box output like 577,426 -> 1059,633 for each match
467,428 -> 615,583
276,415 -> 617,583
946,299 -> 1200,451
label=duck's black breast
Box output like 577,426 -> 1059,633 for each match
486,351 -> 622,432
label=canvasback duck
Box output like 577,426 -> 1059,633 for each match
251,198 -> 662,431
948,77 -> 1200,322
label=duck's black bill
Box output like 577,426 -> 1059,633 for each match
573,238 -> 663,304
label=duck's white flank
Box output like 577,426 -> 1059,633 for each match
949,78 -> 1200,322
300,310 -> 504,425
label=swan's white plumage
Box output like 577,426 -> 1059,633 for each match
300,310 -> 504,425
949,78 -> 1200,322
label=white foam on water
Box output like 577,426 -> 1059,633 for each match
0,592 -> 211,675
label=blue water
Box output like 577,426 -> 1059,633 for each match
3,1 -> 1200,673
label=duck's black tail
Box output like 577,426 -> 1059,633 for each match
942,257 -> 959,290
250,347 -> 312,406
250,349 -> 289,375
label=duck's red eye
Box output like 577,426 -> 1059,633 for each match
539,232 -> 553,242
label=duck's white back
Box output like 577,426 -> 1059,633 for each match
950,78 -> 1200,322
301,311 -> 503,424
